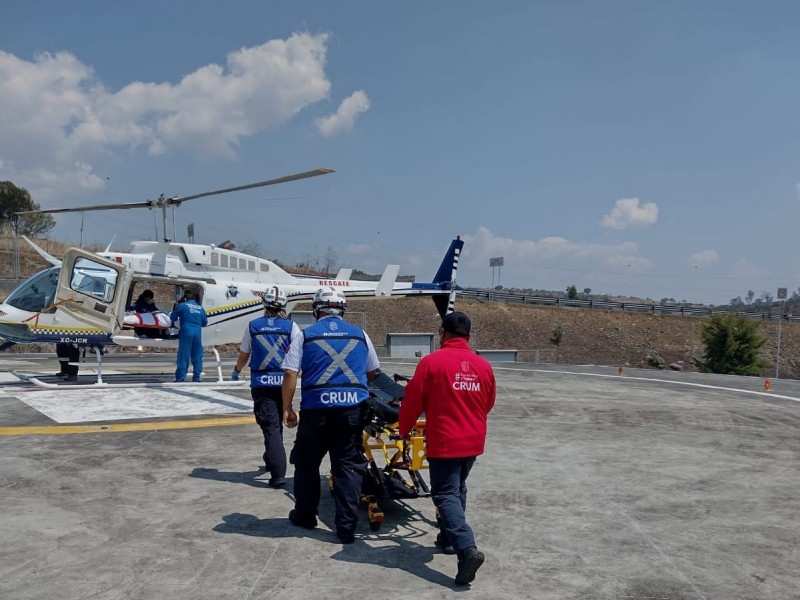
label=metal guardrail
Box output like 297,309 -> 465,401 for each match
459,288 -> 800,322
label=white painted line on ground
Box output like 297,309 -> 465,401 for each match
492,366 -> 800,403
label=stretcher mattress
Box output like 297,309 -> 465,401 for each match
123,311 -> 172,329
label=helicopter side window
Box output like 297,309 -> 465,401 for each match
4,267 -> 61,313
70,257 -> 118,303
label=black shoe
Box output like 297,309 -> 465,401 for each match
268,476 -> 286,488
54,371 -> 67,378
288,509 -> 317,529
455,547 -> 485,585
336,526 -> 355,545
64,375 -> 78,382
435,533 -> 456,555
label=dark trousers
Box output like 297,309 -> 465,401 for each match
290,405 -> 367,532
252,387 -> 286,479
429,456 -> 477,554
55,343 -> 79,376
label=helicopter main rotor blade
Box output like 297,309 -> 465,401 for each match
176,168 -> 334,203
14,168 -> 334,215
16,201 -> 152,215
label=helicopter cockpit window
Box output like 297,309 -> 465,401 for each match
70,257 -> 118,303
4,267 -> 61,313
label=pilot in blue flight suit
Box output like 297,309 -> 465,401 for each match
231,286 -> 302,488
171,290 -> 208,382
282,287 -> 380,544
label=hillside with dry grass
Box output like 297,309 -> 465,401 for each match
343,296 -> 800,379
2,237 -> 799,379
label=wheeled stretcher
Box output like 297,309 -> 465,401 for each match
359,370 -> 429,531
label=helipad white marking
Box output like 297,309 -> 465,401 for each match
18,387 -> 252,424
492,366 -> 800,403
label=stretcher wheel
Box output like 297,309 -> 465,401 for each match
367,499 -> 384,531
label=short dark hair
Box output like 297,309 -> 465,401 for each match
441,311 -> 471,337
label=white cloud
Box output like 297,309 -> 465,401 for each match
463,226 -> 654,271
0,33 -> 335,199
732,257 -> 773,280
346,243 -> 374,255
315,90 -> 370,137
601,198 -> 659,230
688,250 -> 719,267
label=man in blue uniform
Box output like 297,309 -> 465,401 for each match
282,287 -> 380,544
171,290 -> 208,382
231,287 -> 302,488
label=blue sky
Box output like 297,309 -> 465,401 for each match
2,1 -> 800,305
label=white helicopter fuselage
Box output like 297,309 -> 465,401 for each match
0,238 -> 461,350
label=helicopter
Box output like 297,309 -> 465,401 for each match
0,168 -> 463,355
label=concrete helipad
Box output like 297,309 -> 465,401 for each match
1,353 -> 799,599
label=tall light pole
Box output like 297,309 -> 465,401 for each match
776,287 -> 787,378
489,257 -> 504,289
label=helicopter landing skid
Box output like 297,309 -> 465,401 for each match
13,347 -> 245,389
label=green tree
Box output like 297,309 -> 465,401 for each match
697,313 -> 770,376
0,181 -> 56,237
566,284 -> 577,299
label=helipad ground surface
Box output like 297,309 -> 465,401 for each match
1,354 -> 799,599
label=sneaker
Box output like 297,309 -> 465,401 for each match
288,509 -> 317,529
54,371 -> 67,378
336,526 -> 355,545
268,476 -> 286,488
455,547 -> 485,585
435,533 -> 456,555
64,375 -> 78,382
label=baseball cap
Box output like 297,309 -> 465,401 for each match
441,311 -> 471,337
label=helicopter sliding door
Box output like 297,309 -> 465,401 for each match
53,249 -> 132,334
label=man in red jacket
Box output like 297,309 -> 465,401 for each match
398,311 -> 496,586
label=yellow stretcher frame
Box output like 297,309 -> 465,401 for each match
360,418 -> 428,530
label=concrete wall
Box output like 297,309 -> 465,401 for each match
387,333 -> 434,358
289,311 -> 316,330
476,349 -> 519,362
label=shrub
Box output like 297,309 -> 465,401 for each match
696,313 -> 770,376
647,351 -> 666,369
550,324 -> 564,346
